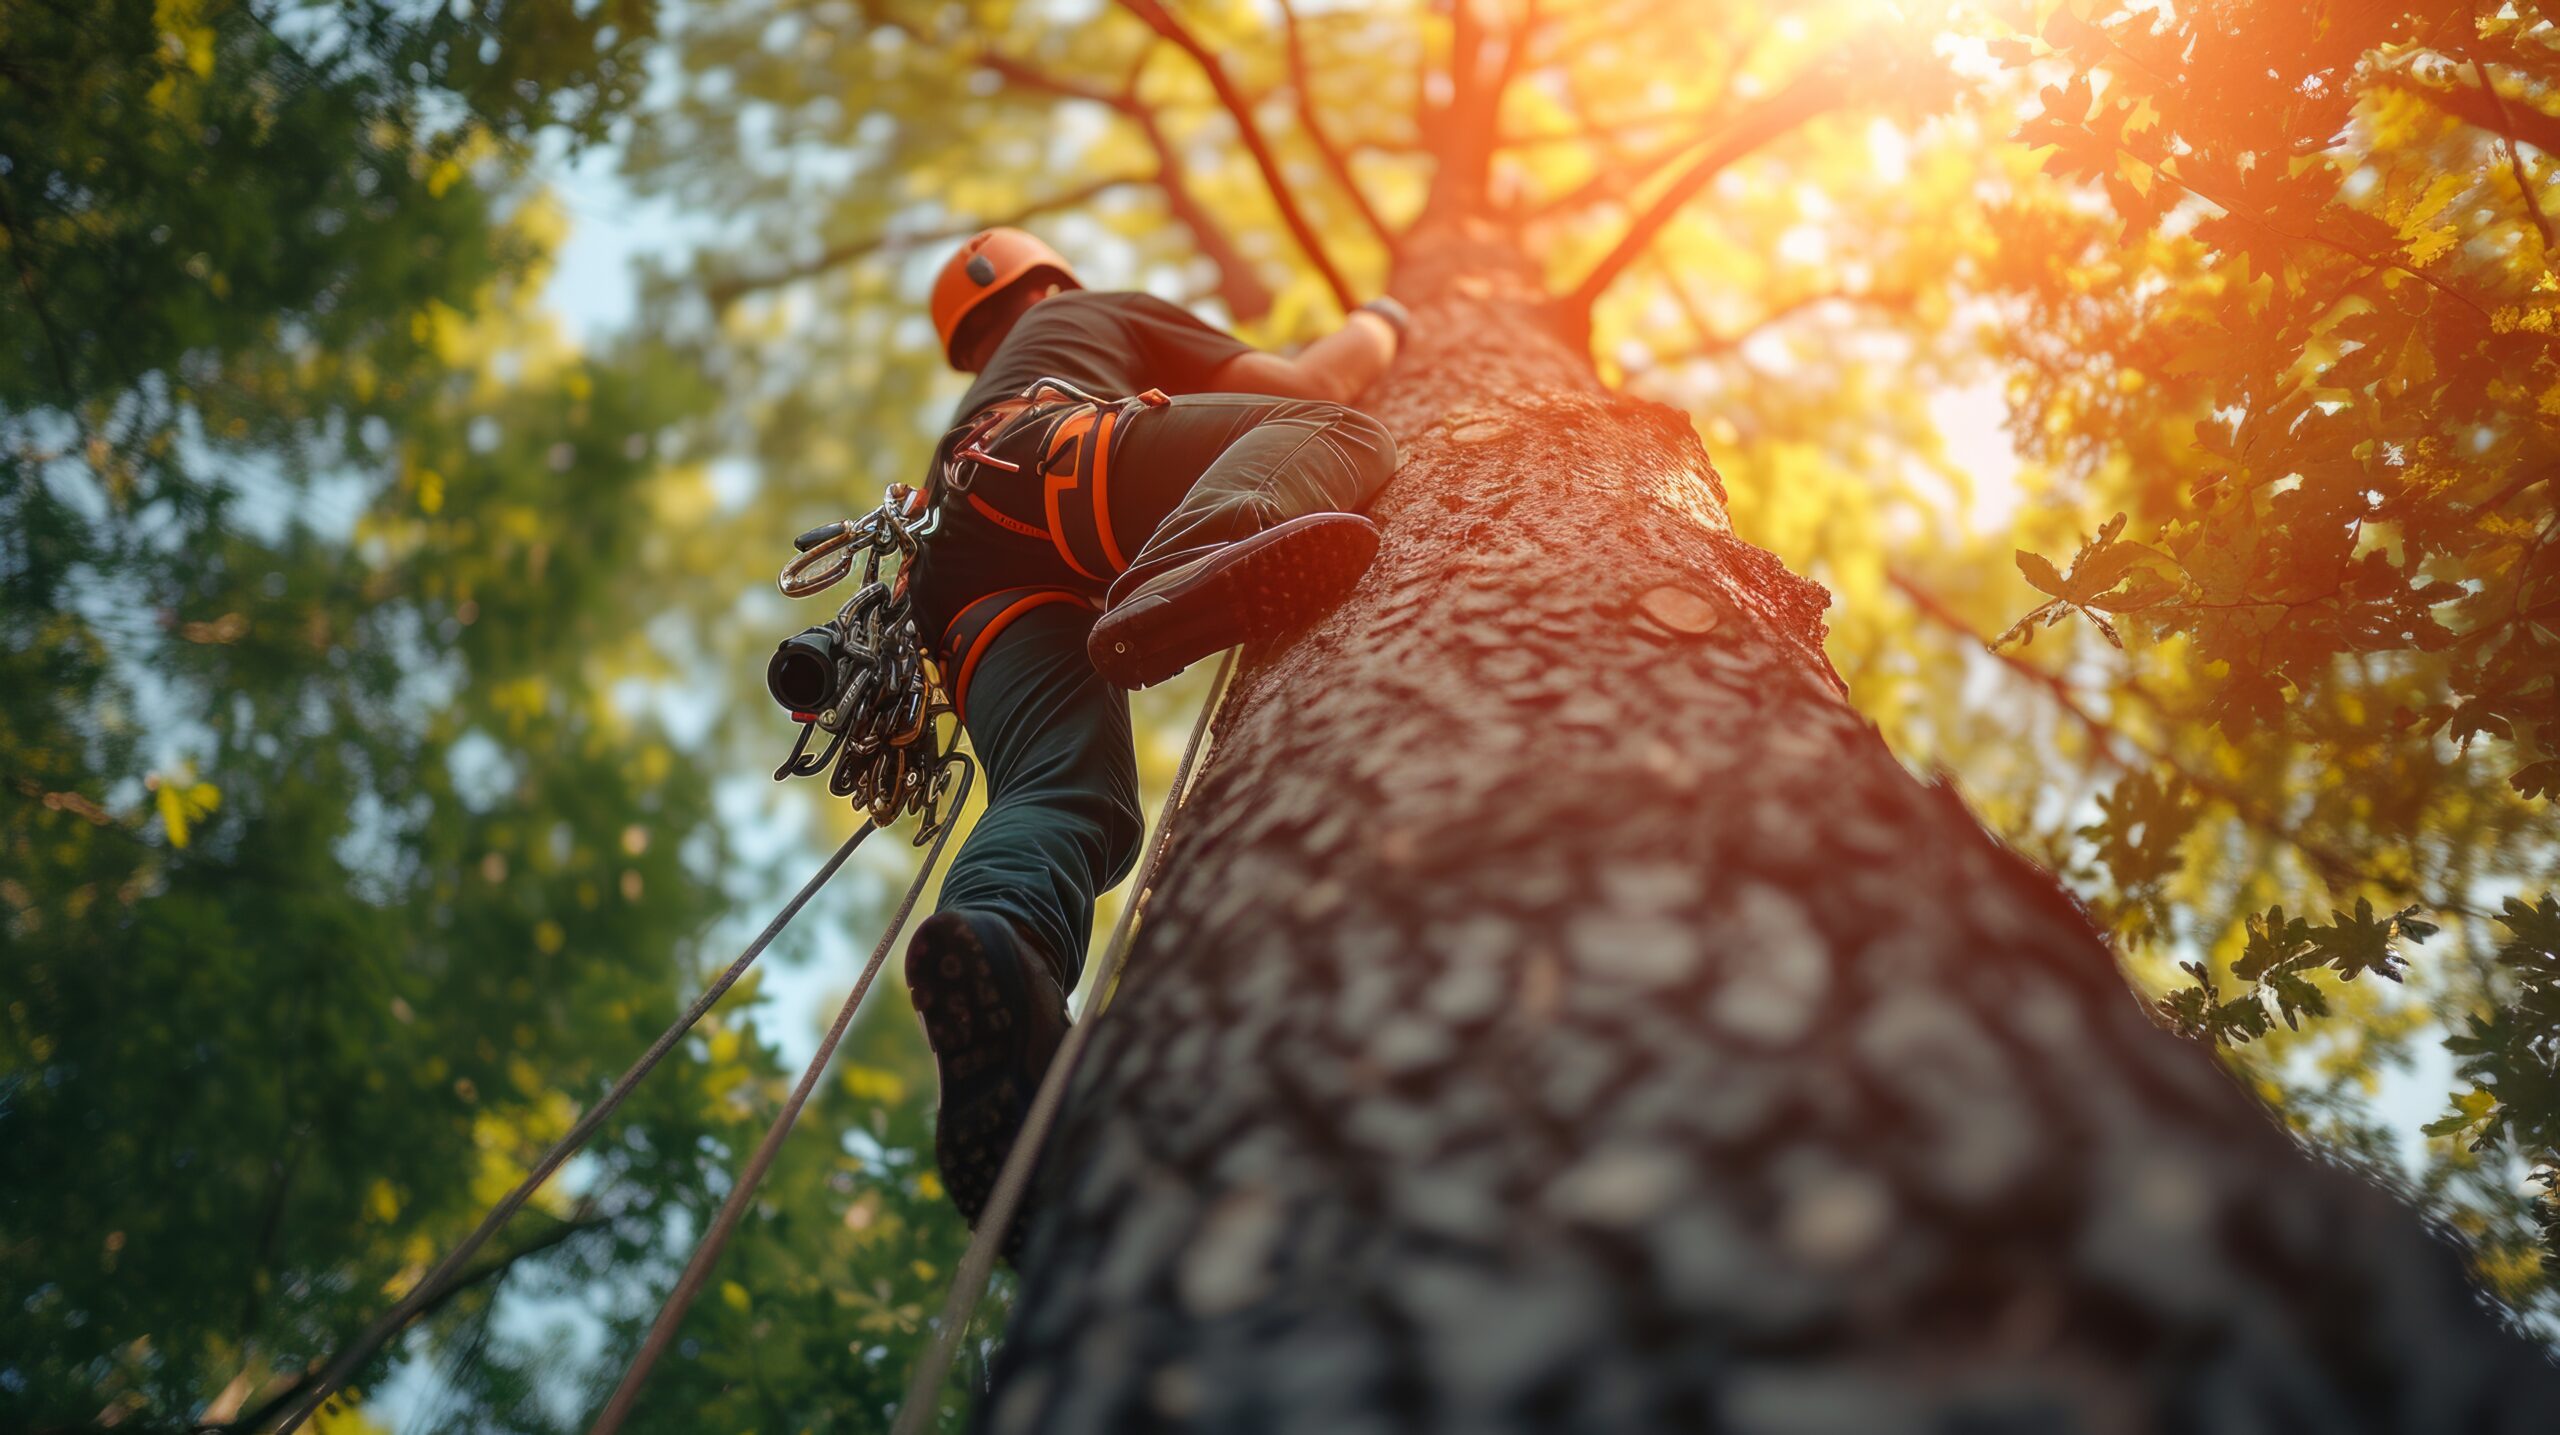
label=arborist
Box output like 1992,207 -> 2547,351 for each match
899,228 -> 1406,1234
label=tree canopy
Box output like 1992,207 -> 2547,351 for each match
4,0 -> 2557,1430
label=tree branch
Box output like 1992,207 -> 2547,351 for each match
2464,45 -> 2556,256
1277,0 -> 1394,251
1423,0 -> 1507,213
1114,0 -> 1358,311
978,50 -> 1275,320
2131,144 -> 2494,321
1645,284 -> 1915,365
1526,19 -> 1768,218
1498,106 -> 1720,151
1561,60 -> 1846,320
0,175 -> 86,412
1887,570 -> 2471,917
2386,64 -> 2560,158
211,1210 -> 607,1434
2472,465 -> 2554,517
704,175 -> 1152,310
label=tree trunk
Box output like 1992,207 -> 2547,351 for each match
982,225 -> 2560,1432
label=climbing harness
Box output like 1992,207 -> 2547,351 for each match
768,375 -> 1169,777
887,648 -> 1236,1435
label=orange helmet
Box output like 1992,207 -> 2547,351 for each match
931,228 -> 1081,366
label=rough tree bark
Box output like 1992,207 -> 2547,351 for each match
979,223 -> 2560,1432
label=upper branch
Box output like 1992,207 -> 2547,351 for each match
705,175 -> 1152,310
1498,106 -> 1720,152
1278,0 -> 1395,251
1561,60 -> 1846,320
215,1209 -> 608,1434
979,49 -> 1277,319
2383,61 -> 2560,156
2461,46 -> 2556,255
1636,280 -> 1915,369
1526,18 -> 1767,218
1887,571 -> 2469,916
1116,0 -> 1359,311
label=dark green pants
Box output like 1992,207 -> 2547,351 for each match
911,394 -> 1397,987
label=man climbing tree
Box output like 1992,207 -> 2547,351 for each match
697,3 -> 2560,1431
898,226 -> 1404,1234
18,0 -> 2556,1430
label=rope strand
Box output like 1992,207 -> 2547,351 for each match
889,649 -> 1237,1435
586,760 -> 974,1434
276,823 -> 880,1433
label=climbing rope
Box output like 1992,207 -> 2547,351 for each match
276,820 -> 887,1434
887,647 -> 1238,1435
585,759 -> 971,1433
287,464 -> 1225,1432
287,496 -> 973,1432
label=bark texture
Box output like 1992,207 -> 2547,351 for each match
979,227 -> 2560,1433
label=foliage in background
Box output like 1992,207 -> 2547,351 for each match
4,4 -> 972,1431
6,0 -> 2559,1430
1971,0 -> 2560,1302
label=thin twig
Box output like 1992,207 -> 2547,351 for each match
0,177 -> 86,411
2382,65 -> 2560,159
1527,17 -> 1768,218
2142,147 -> 2495,321
2473,465 -> 2555,517
1562,60 -> 1844,318
1498,105 -> 1719,150
1278,0 -> 1395,249
1888,570 -> 2475,918
978,50 -> 1275,319
1641,283 -> 1914,366
706,175 -> 1152,309
2466,43 -> 2556,255
1115,0 -> 1358,311
217,1210 -> 607,1434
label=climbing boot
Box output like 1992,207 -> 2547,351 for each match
1087,512 -> 1379,690
904,909 -> 1070,1249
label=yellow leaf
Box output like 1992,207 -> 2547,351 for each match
366,1178 -> 402,1223
2402,224 -> 2460,267
840,1064 -> 906,1105
533,919 -> 565,955
915,1170 -> 944,1201
721,1280 -> 751,1313
151,770 -> 220,848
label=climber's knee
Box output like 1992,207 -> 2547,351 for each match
1331,407 -> 1398,502
1096,785 -> 1145,890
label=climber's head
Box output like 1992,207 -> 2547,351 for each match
933,227 -> 1082,372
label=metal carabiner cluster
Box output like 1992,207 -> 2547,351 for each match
935,375 -> 1120,499
770,484 -> 969,845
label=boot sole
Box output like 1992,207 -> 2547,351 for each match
905,914 -> 1059,1247
1088,513 -> 1379,689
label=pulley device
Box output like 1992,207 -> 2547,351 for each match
768,484 -> 967,841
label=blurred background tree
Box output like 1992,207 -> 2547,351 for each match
3,0 -> 2554,1430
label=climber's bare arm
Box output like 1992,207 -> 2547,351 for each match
1207,309 -> 1400,405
